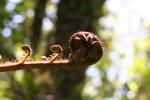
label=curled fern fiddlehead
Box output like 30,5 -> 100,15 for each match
69,31 -> 103,64
19,45 -> 32,64
49,45 -> 63,63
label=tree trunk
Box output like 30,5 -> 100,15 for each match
31,0 -> 48,53
52,0 -> 105,99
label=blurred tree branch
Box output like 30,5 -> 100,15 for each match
31,0 -> 48,52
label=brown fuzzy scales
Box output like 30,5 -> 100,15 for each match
0,31 -> 103,72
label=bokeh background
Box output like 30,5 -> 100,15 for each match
0,0 -> 150,100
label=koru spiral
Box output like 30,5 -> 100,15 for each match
69,31 -> 103,65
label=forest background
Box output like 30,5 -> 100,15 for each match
0,0 -> 150,100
